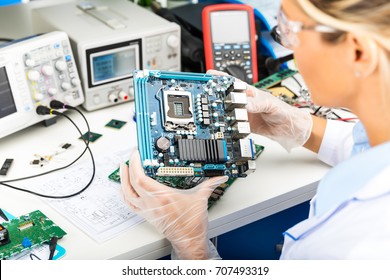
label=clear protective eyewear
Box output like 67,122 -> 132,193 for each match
276,9 -> 339,49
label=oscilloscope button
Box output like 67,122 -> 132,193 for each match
167,34 -> 179,49
55,61 -> 67,72
27,70 -> 40,81
25,58 -> 35,67
71,78 -> 81,86
42,65 -> 54,76
48,88 -> 57,96
61,82 -> 71,91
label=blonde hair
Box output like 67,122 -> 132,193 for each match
297,0 -> 390,101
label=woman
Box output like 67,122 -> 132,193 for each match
120,0 -> 390,259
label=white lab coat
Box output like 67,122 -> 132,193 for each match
280,120 -> 390,259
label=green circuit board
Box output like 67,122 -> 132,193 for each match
109,144 -> 264,208
0,210 -> 67,260
253,68 -> 297,89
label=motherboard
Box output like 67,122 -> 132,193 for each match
133,70 -> 258,179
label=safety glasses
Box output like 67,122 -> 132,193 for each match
276,9 -> 338,49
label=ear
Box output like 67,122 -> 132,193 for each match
347,33 -> 379,77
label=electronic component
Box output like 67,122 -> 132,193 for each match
156,137 -> 171,152
30,143 -> 72,167
224,92 -> 248,110
79,132 -> 102,143
229,108 -> 248,123
0,224 -> 10,246
253,68 -> 297,89
61,143 -> 72,149
245,160 -> 256,175
133,70 -> 257,180
177,139 -> 227,162
0,210 -> 66,259
157,167 -> 195,176
235,139 -> 255,160
163,90 -> 195,131
0,159 -> 13,176
108,144 -> 265,208
105,119 -> 127,129
232,122 -> 251,139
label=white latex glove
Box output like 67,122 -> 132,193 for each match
207,69 -> 313,151
120,151 -> 229,260
246,87 -> 313,151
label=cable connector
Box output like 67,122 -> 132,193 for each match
50,100 -> 75,110
36,105 -> 60,116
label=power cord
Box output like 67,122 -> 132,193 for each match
0,102 -> 96,199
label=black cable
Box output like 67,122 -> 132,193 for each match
313,106 -> 322,116
290,74 -> 303,89
0,109 -> 90,184
331,110 -> 342,120
48,236 -> 58,260
0,38 -> 13,42
0,108 -> 95,199
30,253 -> 41,260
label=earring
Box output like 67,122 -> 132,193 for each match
355,71 -> 361,78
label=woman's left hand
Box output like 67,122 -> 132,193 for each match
120,150 -> 228,259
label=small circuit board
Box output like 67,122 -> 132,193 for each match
0,210 -> 67,260
253,68 -> 297,89
133,70 -> 259,179
108,144 -> 264,208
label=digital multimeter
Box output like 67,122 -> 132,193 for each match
202,4 -> 258,84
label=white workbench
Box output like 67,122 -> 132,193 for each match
0,101 -> 330,259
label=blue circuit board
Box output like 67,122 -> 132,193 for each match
133,70 -> 257,178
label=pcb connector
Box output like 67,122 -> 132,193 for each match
156,167 -> 195,177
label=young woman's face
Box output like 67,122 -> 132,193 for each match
281,0 -> 356,108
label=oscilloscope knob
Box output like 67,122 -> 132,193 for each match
61,82 -> 71,91
33,92 -> 44,101
55,60 -> 67,72
48,88 -> 58,96
25,58 -> 35,67
42,65 -> 54,76
27,70 -> 40,81
71,78 -> 81,86
167,34 -> 179,49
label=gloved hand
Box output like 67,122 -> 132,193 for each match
246,87 -> 313,151
207,69 -> 313,151
120,151 -> 229,260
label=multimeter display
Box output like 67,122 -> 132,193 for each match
210,11 -> 250,44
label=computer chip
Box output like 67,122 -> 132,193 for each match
79,132 -> 102,143
105,119 -> 127,129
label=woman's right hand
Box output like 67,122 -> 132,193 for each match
206,69 -> 313,151
246,84 -> 313,151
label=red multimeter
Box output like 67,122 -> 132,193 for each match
202,4 -> 258,84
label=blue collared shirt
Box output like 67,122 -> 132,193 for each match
314,122 -> 388,216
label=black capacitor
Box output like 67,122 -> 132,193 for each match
156,137 -> 171,152
0,224 -> 10,246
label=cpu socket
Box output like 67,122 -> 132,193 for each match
163,90 -> 195,131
